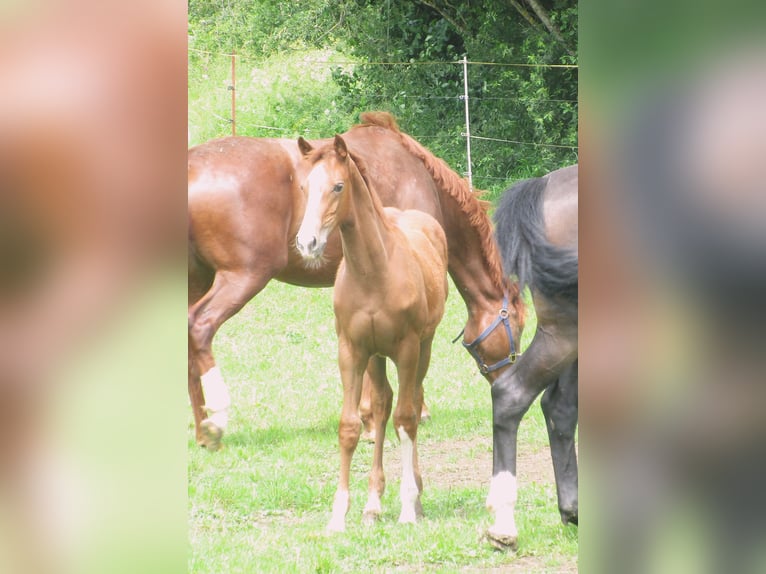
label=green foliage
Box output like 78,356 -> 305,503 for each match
189,0 -> 345,55
188,0 -> 578,192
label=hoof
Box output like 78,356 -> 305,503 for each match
415,498 -> 424,519
362,511 -> 380,526
326,520 -> 345,533
485,529 -> 518,552
561,509 -> 578,526
200,419 -> 223,451
559,505 -> 577,526
398,502 -> 422,524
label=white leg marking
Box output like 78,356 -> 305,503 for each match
327,488 -> 349,532
486,471 -> 518,539
397,426 -> 419,524
363,489 -> 382,516
200,366 -> 230,430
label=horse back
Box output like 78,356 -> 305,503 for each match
542,165 -> 578,249
343,127 -> 443,222
188,137 -> 299,272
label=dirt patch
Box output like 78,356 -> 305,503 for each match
371,435 -> 555,492
366,437 -> 577,573
461,556 -> 578,574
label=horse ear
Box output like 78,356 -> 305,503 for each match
297,137 -> 313,157
334,135 -> 348,159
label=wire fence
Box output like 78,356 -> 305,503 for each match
188,49 -> 578,190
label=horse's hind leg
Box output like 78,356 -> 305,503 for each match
188,255 -> 214,446
362,356 -> 393,524
188,268 -> 273,450
540,359 -> 578,525
359,363 -> 391,442
360,365 -> 428,442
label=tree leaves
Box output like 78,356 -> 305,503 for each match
188,0 -> 578,190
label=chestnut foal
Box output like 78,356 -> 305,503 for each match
295,135 -> 448,531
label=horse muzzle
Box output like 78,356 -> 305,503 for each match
295,232 -> 326,261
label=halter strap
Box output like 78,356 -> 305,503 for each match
460,294 -> 517,374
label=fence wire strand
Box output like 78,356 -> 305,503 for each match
189,50 -> 578,178
189,47 -> 578,69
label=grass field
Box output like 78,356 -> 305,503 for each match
188,279 -> 578,572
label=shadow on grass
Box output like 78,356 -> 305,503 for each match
222,418 -> 339,450
203,404 -> 498,450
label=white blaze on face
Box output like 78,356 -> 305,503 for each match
296,163 -> 331,257
486,470 -> 518,539
200,366 -> 230,430
397,426 -> 419,524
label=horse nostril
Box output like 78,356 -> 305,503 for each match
296,234 -> 318,254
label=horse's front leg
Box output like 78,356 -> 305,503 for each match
486,327 -> 568,550
328,337 -> 367,533
392,335 -> 424,524
486,369 -> 532,550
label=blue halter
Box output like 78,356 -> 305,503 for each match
457,294 -> 517,374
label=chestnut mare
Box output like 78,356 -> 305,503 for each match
489,165 -> 578,550
188,112 -> 524,452
295,135 -> 448,530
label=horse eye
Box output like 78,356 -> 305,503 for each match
333,182 -> 344,193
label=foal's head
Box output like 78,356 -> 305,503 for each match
295,135 -> 353,264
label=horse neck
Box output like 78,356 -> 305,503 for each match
383,127 -> 507,316
337,161 -> 392,280
441,201 -> 506,316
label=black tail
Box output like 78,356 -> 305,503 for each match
493,175 -> 578,306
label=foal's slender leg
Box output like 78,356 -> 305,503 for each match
328,337 -> 367,532
188,268 -> 273,450
359,372 -> 374,439
540,359 -> 578,525
486,325 -> 576,550
360,366 -> 429,441
359,360 -> 392,442
411,336 -> 436,516
393,335 -> 424,524
362,356 -> 393,524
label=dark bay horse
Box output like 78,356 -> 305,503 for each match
489,164 -> 578,550
188,112 -> 524,451
295,135 -> 448,531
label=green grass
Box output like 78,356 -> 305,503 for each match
189,279 -> 578,572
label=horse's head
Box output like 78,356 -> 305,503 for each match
295,135 -> 350,265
